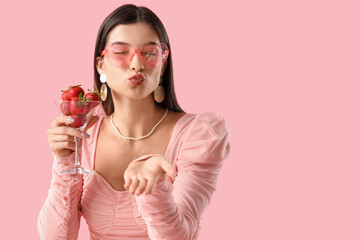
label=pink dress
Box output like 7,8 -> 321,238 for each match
37,112 -> 231,240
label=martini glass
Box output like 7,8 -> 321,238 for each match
54,100 -> 101,174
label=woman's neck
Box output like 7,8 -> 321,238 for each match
111,95 -> 166,138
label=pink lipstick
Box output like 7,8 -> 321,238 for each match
129,74 -> 145,86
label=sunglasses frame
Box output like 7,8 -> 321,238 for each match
100,42 -> 169,68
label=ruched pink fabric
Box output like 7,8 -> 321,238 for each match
38,112 -> 231,240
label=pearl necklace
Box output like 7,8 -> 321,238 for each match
110,109 -> 168,140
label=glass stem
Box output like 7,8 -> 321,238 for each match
74,136 -> 82,167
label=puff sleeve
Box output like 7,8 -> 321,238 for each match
37,153 -> 83,240
135,112 -> 231,240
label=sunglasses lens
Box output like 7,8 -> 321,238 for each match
106,44 -> 131,68
141,44 -> 163,68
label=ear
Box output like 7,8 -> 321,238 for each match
96,57 -> 105,75
161,60 -> 167,76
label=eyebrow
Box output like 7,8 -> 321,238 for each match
110,41 -> 158,46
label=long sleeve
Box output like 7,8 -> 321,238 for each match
37,152 -> 84,240
135,112 -> 231,240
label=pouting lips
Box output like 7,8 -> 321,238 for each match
129,73 -> 145,81
129,79 -> 144,86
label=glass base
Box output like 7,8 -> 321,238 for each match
60,166 -> 94,175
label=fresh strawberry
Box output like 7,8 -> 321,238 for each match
60,101 -> 71,116
61,90 -> 70,101
70,114 -> 87,128
86,86 -> 102,101
85,86 -> 101,111
67,85 -> 85,99
85,92 -> 99,101
70,96 -> 88,115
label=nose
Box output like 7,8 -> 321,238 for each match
129,50 -> 144,72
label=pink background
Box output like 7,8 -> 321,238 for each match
0,0 -> 359,239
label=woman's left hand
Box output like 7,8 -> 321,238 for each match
124,155 -> 176,196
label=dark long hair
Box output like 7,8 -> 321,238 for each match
93,4 -> 184,115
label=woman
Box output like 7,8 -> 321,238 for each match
38,4 -> 230,240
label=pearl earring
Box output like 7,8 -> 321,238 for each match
100,74 -> 107,83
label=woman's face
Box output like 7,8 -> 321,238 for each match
97,22 -> 166,101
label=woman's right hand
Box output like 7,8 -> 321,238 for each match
47,115 -> 99,158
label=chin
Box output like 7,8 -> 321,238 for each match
116,90 -> 154,101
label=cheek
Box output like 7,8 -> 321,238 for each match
150,69 -> 162,83
148,78 -> 160,89
104,63 -> 126,83
147,72 -> 162,89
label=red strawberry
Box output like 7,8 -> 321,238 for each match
85,92 -> 99,101
61,90 -> 70,101
85,86 -> 101,111
60,101 -> 71,116
67,85 -> 85,99
70,97 -> 88,115
70,114 -> 87,128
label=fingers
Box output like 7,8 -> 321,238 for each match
135,178 -> 148,196
125,173 -> 166,195
50,114 -> 98,138
48,114 -> 92,157
49,141 -> 76,152
50,134 -> 76,143
144,176 -> 156,194
128,177 -> 139,194
124,174 -> 132,191
48,126 -> 84,139
123,156 -> 175,195
51,115 -> 74,127
160,160 -> 176,179
49,115 -> 83,139
124,172 -> 157,195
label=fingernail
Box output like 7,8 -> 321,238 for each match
81,132 -> 90,138
67,117 -> 74,124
